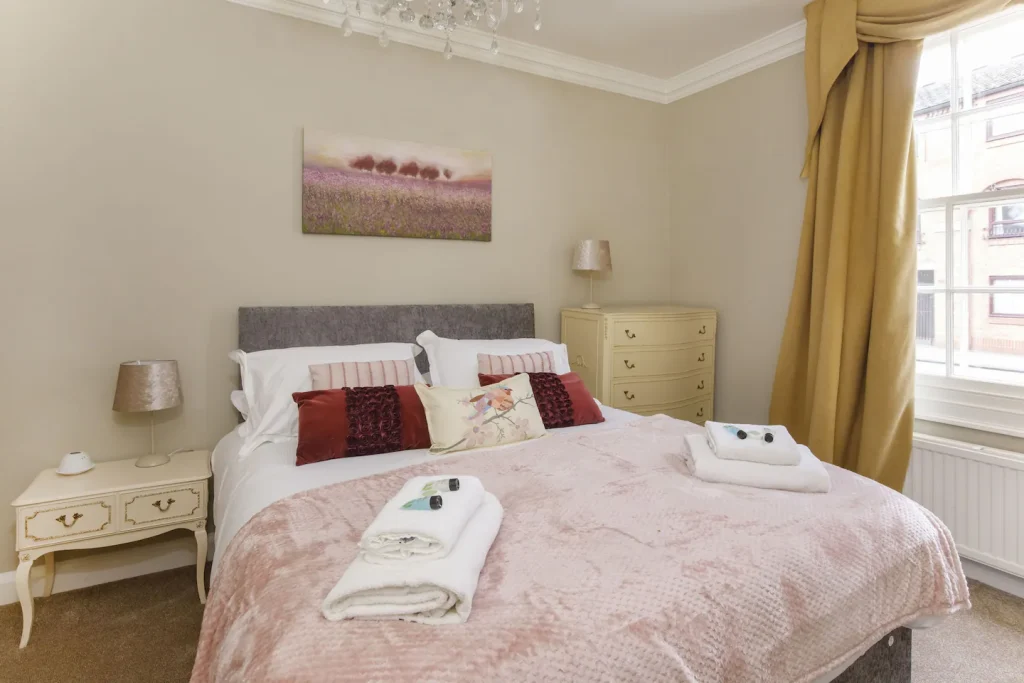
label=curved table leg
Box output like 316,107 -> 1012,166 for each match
43,553 -> 55,598
16,554 -> 34,648
195,526 -> 208,604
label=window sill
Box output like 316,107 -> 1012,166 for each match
916,374 -> 1024,439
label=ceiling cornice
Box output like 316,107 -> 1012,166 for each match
226,0 -> 806,105
662,21 -> 807,102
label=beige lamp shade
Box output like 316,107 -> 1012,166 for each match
572,240 -> 612,273
112,360 -> 183,413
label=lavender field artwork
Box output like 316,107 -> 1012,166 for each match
302,130 -> 492,241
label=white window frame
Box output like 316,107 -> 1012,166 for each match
914,11 -> 1024,438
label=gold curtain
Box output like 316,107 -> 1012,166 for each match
770,0 -> 1021,490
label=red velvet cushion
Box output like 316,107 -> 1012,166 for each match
292,385 -> 430,466
477,372 -> 604,429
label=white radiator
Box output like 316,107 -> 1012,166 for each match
904,434 -> 1024,579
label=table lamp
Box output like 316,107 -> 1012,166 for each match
572,239 -> 612,309
113,360 -> 183,468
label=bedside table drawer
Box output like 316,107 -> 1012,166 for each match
638,399 -> 713,424
613,345 -> 714,379
613,372 -> 714,409
612,318 -> 715,347
120,483 -> 206,529
19,496 -> 115,548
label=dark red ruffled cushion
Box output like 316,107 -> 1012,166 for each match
478,371 -> 604,429
292,385 -> 430,466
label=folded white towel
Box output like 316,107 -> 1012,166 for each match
683,434 -> 831,493
323,492 -> 504,624
360,475 -> 484,564
705,421 -> 801,466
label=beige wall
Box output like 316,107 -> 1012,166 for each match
666,55 -> 807,424
0,0 -> 671,573
665,54 -> 1024,457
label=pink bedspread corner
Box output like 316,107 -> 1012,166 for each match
192,416 -> 969,683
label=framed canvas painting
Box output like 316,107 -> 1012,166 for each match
302,130 -> 492,241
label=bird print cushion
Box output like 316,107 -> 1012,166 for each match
415,373 -> 547,454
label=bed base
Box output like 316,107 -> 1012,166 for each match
833,628 -> 911,683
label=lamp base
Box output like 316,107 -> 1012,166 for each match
581,302 -> 602,309
135,453 -> 171,468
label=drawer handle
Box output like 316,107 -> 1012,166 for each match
698,325 -> 707,335
56,512 -> 83,528
697,380 -> 705,390
623,360 -> 636,369
623,391 -> 635,401
696,407 -> 704,418
624,329 -> 637,339
698,352 -> 706,362
152,498 -> 176,513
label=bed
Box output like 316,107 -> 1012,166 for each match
193,304 -> 969,683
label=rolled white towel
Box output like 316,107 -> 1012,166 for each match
323,492 -> 504,624
705,421 -> 801,466
683,434 -> 831,493
360,475 -> 484,564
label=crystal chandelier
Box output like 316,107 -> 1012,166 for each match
325,0 -> 542,59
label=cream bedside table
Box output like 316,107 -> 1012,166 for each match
561,305 -> 717,424
11,449 -> 211,648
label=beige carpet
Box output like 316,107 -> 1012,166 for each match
1,569 -> 1021,682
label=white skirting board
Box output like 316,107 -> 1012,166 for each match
0,532 -> 215,606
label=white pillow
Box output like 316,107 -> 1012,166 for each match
415,331 -> 570,388
230,390 -> 249,418
230,343 -> 423,456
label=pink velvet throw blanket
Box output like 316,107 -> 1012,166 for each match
192,416 -> 969,683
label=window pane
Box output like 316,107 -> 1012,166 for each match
916,292 -> 946,377
917,208 -> 946,284
951,293 -> 1024,385
957,101 -> 1024,194
915,38 -> 952,117
915,38 -> 953,199
953,200 -> 1024,286
916,120 -> 953,198
957,9 -> 1024,110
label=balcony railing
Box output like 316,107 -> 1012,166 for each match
990,221 -> 1024,238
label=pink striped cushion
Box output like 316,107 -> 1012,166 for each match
477,351 -> 554,376
309,358 -> 418,390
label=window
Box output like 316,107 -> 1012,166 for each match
991,276 -> 1024,317
987,110 -> 1024,141
913,8 -> 1024,436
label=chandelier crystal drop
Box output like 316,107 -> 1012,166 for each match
332,0 -> 540,58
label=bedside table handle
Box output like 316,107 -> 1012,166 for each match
624,330 -> 637,339
623,391 -> 635,401
698,325 -> 707,335
623,360 -> 636,369
696,407 -> 704,418
698,352 -> 706,362
697,380 -> 705,390
56,512 -> 83,528
152,498 -> 176,513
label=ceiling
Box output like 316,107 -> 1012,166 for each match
496,0 -> 807,79
231,0 -> 809,102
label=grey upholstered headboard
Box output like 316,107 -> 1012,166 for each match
237,304 -> 535,374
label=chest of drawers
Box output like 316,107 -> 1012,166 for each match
561,305 -> 717,424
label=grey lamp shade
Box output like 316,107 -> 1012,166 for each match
572,240 -> 612,272
112,360 -> 183,413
